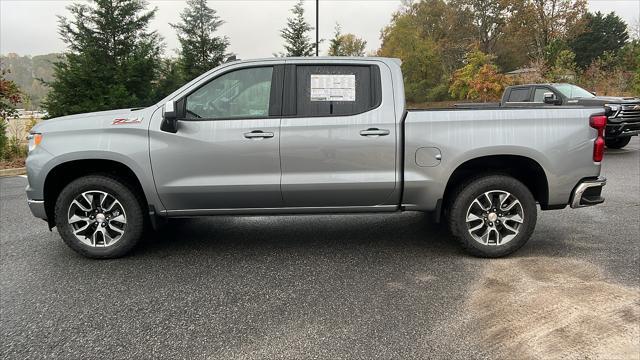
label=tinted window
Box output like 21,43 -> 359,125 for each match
507,88 -> 530,102
186,67 -> 273,119
533,88 -> 549,102
294,65 -> 379,117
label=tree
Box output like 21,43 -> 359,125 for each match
547,49 -> 578,82
570,11 -> 629,68
378,0 -> 474,102
328,24 -> 367,56
171,0 -> 230,82
378,7 -> 447,102
504,0 -> 587,62
449,49 -> 508,102
452,0 -> 508,54
151,58 -> 184,102
0,65 -> 23,159
623,40 -> 640,95
280,0 -> 316,57
43,0 -> 163,118
0,66 -> 22,122
405,0 -> 474,74
328,23 -> 343,56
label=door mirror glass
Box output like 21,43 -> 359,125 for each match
543,92 -> 560,105
161,100 -> 179,133
164,100 -> 176,119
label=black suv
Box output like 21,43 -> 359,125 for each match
502,83 -> 640,149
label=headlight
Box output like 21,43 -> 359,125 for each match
605,104 -> 619,112
27,133 -> 42,152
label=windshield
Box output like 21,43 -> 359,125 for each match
554,84 -> 595,99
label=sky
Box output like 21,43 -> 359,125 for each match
1,0 -> 639,58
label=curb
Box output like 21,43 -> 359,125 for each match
0,167 -> 26,177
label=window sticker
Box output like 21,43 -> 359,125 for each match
310,74 -> 356,102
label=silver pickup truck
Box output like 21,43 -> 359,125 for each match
26,57 -> 607,259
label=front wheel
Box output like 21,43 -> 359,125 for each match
447,175 -> 537,258
54,175 -> 145,258
605,137 -> 631,149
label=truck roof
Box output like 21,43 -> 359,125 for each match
507,83 -> 571,87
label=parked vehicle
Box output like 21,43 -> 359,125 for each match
26,57 -> 607,259
457,83 -> 640,149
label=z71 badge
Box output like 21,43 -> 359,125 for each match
112,117 -> 142,125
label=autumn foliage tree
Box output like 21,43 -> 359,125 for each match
0,65 -> 24,159
328,24 -> 367,56
449,49 -> 508,102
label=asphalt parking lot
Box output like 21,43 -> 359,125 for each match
1,138 -> 639,359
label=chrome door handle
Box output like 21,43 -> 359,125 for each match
360,128 -> 390,137
244,130 -> 274,139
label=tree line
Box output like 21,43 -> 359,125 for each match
2,0 -> 639,120
41,0 -> 370,118
378,0 -> 639,103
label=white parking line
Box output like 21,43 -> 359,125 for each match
19,175 -> 27,178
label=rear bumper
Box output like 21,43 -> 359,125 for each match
27,199 -> 47,220
570,177 -> 606,209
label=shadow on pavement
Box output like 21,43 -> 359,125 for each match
133,212 -> 464,258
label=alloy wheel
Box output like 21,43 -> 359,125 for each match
67,190 -> 127,247
465,190 -> 524,246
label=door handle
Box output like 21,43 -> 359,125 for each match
244,130 -> 274,139
360,128 -> 390,137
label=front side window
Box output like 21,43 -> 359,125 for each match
186,67 -> 273,119
533,88 -> 549,102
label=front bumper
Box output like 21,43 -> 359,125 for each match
570,177 -> 606,208
27,199 -> 47,220
606,122 -> 640,139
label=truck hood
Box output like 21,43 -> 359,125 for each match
570,96 -> 640,106
32,108 -> 147,133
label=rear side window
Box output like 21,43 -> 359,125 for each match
507,88 -> 530,102
290,65 -> 381,117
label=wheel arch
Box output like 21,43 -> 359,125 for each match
43,158 -> 150,228
441,154 -> 550,214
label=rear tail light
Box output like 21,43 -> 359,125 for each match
590,115 -> 607,162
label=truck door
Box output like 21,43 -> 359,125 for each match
504,86 -> 534,106
149,65 -> 284,211
279,63 -> 397,207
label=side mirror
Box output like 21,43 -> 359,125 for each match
160,100 -> 179,133
543,92 -> 561,105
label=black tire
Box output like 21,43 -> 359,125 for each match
54,175 -> 145,259
447,175 -> 537,258
605,137 -> 631,149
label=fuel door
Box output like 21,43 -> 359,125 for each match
415,147 -> 442,167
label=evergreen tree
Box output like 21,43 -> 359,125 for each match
280,0 -> 315,57
171,0 -> 230,82
43,0 -> 162,118
151,58 -> 184,102
570,11 -> 629,68
328,24 -> 344,56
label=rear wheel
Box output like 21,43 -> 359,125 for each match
54,175 -> 144,258
605,137 -> 631,149
447,175 -> 537,257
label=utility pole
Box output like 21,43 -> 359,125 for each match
316,0 -> 319,56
